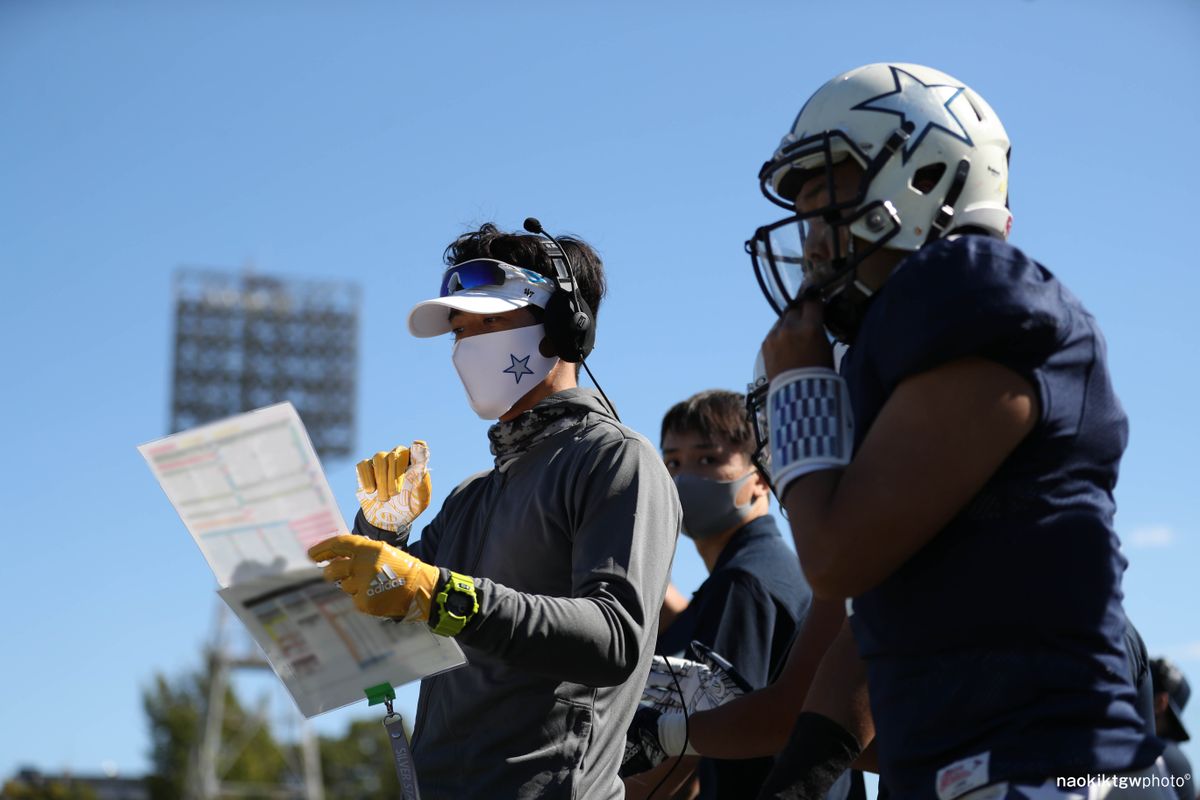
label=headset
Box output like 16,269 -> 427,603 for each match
523,217 -> 622,424
522,217 -> 596,364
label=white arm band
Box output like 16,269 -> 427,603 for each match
767,367 -> 855,498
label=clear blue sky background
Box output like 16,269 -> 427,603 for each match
2,0 -> 1198,784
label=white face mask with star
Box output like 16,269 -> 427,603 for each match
451,324 -> 558,420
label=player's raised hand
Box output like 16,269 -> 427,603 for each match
308,533 -> 439,621
355,441 -> 432,532
761,298 -> 834,379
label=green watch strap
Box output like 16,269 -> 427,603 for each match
431,570 -> 478,637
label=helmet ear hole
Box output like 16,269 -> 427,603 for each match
911,163 -> 947,195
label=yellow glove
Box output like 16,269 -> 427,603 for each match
308,534 -> 440,621
356,441 -> 432,532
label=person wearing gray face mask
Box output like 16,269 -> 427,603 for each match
675,470 -> 759,541
625,389 -> 818,800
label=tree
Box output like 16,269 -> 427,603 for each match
142,656 -> 415,799
0,774 -> 98,800
317,719 -> 403,800
141,658 -> 290,800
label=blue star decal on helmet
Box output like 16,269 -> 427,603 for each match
852,65 -> 973,164
502,353 -> 535,384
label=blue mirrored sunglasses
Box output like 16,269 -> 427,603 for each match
439,259 -> 552,298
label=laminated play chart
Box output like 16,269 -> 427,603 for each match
140,402 -> 464,716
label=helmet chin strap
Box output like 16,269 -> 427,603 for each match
811,236 -> 879,344
812,192 -> 912,342
822,279 -> 874,344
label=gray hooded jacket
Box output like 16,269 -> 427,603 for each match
354,389 -> 680,799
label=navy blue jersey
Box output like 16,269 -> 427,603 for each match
658,515 -> 814,799
658,516 -> 811,685
840,236 -> 1162,798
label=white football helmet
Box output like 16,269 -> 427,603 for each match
747,63 -> 1012,340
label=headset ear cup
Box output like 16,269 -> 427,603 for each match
541,290 -> 572,361
573,305 -> 595,362
542,290 -> 595,363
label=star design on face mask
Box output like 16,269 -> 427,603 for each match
503,353 -> 535,384
852,65 -> 973,164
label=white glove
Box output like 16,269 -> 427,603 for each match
621,642 -> 749,775
355,441 -> 431,533
642,641 -> 749,714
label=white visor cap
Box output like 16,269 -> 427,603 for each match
407,259 -> 557,338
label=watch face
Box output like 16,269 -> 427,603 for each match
445,591 -> 473,616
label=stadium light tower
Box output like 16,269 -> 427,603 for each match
170,266 -> 360,460
170,265 -> 360,799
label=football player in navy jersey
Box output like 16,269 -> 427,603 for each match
748,63 -> 1172,799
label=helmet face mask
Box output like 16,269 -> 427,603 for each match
748,128 -> 907,337
748,198 -> 904,303
745,352 -> 772,494
747,64 -> 1012,339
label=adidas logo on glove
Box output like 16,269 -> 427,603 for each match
367,564 -> 407,597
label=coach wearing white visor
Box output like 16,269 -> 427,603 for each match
409,255 -> 564,419
308,223 -> 679,800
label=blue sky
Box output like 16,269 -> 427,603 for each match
2,0 -> 1198,783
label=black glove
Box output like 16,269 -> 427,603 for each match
756,712 -> 862,800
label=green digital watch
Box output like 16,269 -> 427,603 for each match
431,570 -> 478,637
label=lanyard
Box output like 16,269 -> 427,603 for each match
383,698 -> 422,800
366,683 -> 422,800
